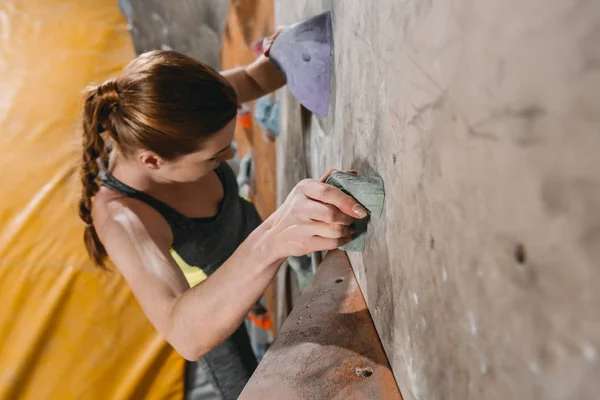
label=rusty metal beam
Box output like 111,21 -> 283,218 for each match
240,250 -> 403,400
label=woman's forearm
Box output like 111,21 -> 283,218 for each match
168,221 -> 283,360
222,55 -> 286,104
245,54 -> 286,95
164,177 -> 363,361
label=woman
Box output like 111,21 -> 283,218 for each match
79,45 -> 366,399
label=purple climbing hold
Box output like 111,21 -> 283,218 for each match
268,11 -> 333,117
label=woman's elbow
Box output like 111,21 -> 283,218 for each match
165,326 -> 209,361
171,340 -> 209,362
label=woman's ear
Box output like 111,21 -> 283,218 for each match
139,151 -> 163,170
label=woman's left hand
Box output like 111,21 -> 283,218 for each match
263,27 -> 285,57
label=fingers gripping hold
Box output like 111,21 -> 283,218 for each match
308,202 -> 354,225
301,180 -> 367,219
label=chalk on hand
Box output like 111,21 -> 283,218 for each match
325,171 -> 385,252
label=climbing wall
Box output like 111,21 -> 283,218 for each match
275,1 -> 600,399
119,0 -> 229,70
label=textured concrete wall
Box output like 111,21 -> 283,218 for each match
120,0 -> 229,69
276,1 -> 600,399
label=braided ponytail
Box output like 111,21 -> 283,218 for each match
79,79 -> 119,267
78,51 -> 239,267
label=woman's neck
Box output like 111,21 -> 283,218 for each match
108,154 -> 215,206
109,155 -> 193,206
110,155 -> 158,192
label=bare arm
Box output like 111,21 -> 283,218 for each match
94,177 -> 365,361
222,55 -> 286,104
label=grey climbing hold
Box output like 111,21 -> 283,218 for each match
325,171 -> 385,252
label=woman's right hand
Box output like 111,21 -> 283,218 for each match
264,172 -> 367,259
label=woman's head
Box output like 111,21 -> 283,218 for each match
79,50 -> 238,266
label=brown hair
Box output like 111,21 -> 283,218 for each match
79,50 -> 238,267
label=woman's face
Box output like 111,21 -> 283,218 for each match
143,119 -> 237,183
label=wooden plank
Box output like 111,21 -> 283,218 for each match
239,250 -> 402,400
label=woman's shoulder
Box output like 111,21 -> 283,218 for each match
93,186 -> 173,245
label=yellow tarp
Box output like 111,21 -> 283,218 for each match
0,1 -> 184,398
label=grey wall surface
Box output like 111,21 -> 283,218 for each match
275,1 -> 600,399
119,0 -> 229,70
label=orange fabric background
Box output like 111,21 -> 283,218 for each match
0,1 -> 184,398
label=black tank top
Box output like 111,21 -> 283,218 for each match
101,162 -> 263,276
101,162 -> 261,399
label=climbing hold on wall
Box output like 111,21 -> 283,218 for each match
325,171 -> 385,252
269,11 -> 332,116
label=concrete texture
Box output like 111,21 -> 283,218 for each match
120,0 -> 229,69
275,1 -> 600,399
